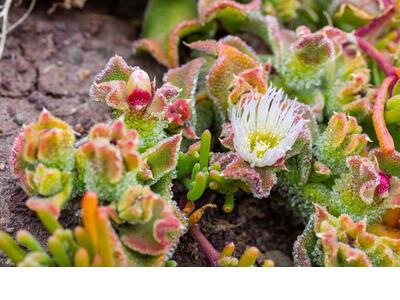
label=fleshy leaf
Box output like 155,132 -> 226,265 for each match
164,58 -> 206,137
0,192 -> 130,267
118,186 -> 184,256
207,42 -> 260,120
140,134 -> 182,183
315,113 -> 369,176
314,205 -> 400,267
76,119 -> 141,201
210,152 -> 277,198
133,0 -> 202,67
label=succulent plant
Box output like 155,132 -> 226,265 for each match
313,205 -> 400,267
76,117 -> 182,199
315,112 -> 369,176
0,192 -> 128,267
90,56 -> 186,150
0,191 -> 186,267
117,185 -> 185,258
6,0 -> 400,268
177,130 -> 212,202
11,110 -> 76,218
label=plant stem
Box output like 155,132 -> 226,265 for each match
372,76 -> 396,154
189,224 -> 220,267
355,6 -> 395,38
179,197 -> 220,266
356,36 -> 397,77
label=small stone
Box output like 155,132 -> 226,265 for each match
55,22 -> 66,31
28,91 -> 43,104
96,46 -> 113,59
78,69 -> 92,81
69,107 -> 78,115
67,46 -> 84,65
81,39 -> 94,51
15,57 -> 30,73
74,123 -> 84,133
35,21 -> 53,34
1,79 -> 12,91
70,33 -> 85,46
5,227 -> 14,234
14,113 -> 24,126
0,162 -> 5,171
6,106 -> 16,117
84,18 -> 104,36
52,30 -> 66,49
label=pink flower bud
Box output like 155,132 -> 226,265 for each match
125,69 -> 152,110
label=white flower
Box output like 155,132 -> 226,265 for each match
231,87 -> 307,168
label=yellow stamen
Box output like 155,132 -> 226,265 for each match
248,130 -> 281,159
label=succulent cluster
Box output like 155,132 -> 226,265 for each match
8,102 -> 186,266
3,0 -> 400,267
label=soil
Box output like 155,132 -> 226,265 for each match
0,1 -> 303,267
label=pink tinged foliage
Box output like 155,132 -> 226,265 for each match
140,134 -> 182,182
89,56 -> 155,112
346,156 -> 383,204
206,41 -> 261,120
118,186 -> 182,256
164,58 -> 206,138
11,110 -> 75,174
133,0 -> 201,68
313,204 -> 400,267
219,123 -> 235,151
228,67 -> 268,106
369,148 -> 400,178
210,152 -> 277,199
164,58 -> 206,100
291,32 -> 334,66
10,110 -> 75,218
198,0 -> 262,23
75,119 -> 143,202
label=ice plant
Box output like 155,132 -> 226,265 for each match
89,56 -> 199,151
76,118 -> 182,199
75,119 -> 142,201
177,130 -> 212,202
11,110 -> 75,218
315,112 -> 370,176
231,87 -> 308,168
295,205 -> 400,267
6,0 -> 400,268
0,192 -> 128,267
117,185 -> 184,257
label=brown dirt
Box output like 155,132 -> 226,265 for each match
0,1 -> 303,267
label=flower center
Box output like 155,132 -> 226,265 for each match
248,130 -> 281,159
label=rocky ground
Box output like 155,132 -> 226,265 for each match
0,1 -> 303,267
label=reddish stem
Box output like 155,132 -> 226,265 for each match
372,76 -> 396,154
179,197 -> 220,266
355,6 -> 395,38
189,225 -> 220,267
356,36 -> 397,77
